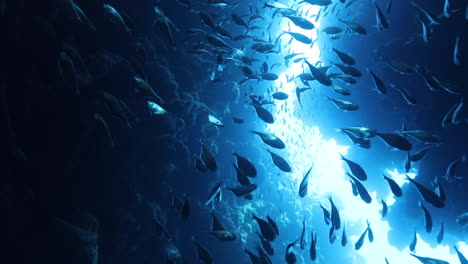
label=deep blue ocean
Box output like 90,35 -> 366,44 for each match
2,0 -> 468,264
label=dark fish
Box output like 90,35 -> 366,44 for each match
410,253 -> 450,264
206,34 -> 231,49
329,196 -> 341,230
402,130 -> 441,144
253,214 -> 277,241
199,11 -> 215,27
200,142 -> 217,171
303,0 -> 332,6
266,149 -> 292,172
454,245 -> 468,264
232,117 -> 244,124
257,232 -> 275,256
334,64 -> 362,77
329,225 -> 336,244
181,195 -> 190,220
384,59 -> 415,74
341,226 -> 347,247
445,154 -> 466,182
433,180 -> 446,203
375,1 -> 389,29
375,132 -> 412,151
331,83 -> 351,96
211,212 -> 224,231
332,48 -> 355,65
267,216 -> 279,236
204,182 -> 222,208
350,180 -> 359,196
347,172 -> 372,204
103,92 -> 131,128
296,87 -> 311,107
234,153 -> 257,177
322,26 -> 342,34
231,13 -> 249,28
233,163 -> 251,186
355,225 -> 368,250
272,92 -> 289,100
214,25 -> 232,39
341,155 -> 367,181
192,238 -> 213,264
419,202 -> 433,233
385,0 -> 392,14
410,145 -> 437,162
285,238 -> 299,264
436,222 -> 444,243
300,220 -> 306,250
209,230 -> 236,241
283,31 -> 312,44
320,204 -> 331,225
367,220 -> 374,242
251,100 -> 274,124
94,113 -> 115,148
259,72 -> 279,81
304,60 -> 332,86
406,175 -> 445,208
367,69 -> 387,95
250,130 -> 286,149
383,174 -> 403,197
327,97 -> 359,111
299,165 -> 313,197
341,129 -> 371,148
409,230 -> 417,252
381,199 -> 388,217
415,65 -> 444,92
310,232 -> 317,261
228,184 -> 257,197
245,248 -> 261,264
405,152 -> 412,173
285,15 -> 315,30
339,19 -> 367,34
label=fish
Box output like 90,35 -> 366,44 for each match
436,222 -> 444,243
272,92 -> 289,100
204,182 -> 222,208
406,175 -> 445,208
335,75 -> 357,84
327,97 -> 359,111
259,73 -> 279,81
367,69 -> 387,95
384,59 -> 415,74
250,130 -> 286,149
253,214 -> 277,241
209,230 -> 237,241
208,114 -> 224,127
200,142 -> 217,171
381,199 -> 388,217
334,64 -> 362,77
417,15 -> 430,43
454,35 -> 461,65
227,184 -> 257,197
285,16 -> 315,30
57,51 -> 79,96
419,202 -> 433,233
206,34 -> 231,49
147,101 -> 168,116
231,13 -> 249,29
266,149 -> 292,172
355,225 -> 368,250
213,25 -> 232,39
347,172 -> 372,204
181,195 -> 190,220
233,163 -> 251,186
256,232 -> 274,256
443,100 -> 461,127
329,225 -> 336,244
409,231 -> 417,252
300,220 -> 306,250
331,83 -> 351,96
332,48 -> 355,65
244,248 -> 261,264
192,238 -> 213,264
410,145 -> 437,162
341,129 -> 371,148
339,19 -> 367,34
304,60 -> 332,86
375,132 -> 412,151
383,174 -> 403,197
233,152 -> 257,178
457,212 -> 468,226
329,195 -> 341,230
302,0 -> 332,6
210,212 -> 224,231
433,179 -> 446,203
410,1 -> 440,25
341,226 -> 348,247
267,216 -> 279,236
415,65 -> 444,92
103,92 -> 132,128
452,97 -> 465,125
367,220 -> 374,242
410,253 -> 450,264
134,76 -> 165,103
394,85 -> 417,105
285,238 -> 299,264
385,0 -> 392,14
232,117 -> 244,124
299,165 -> 313,197
402,130 -> 440,144
153,7 -> 178,45
443,0 -> 452,18
375,0 -> 389,30
320,204 -> 331,225
445,154 -> 466,182
322,26 -> 343,34
310,232 -> 317,261
103,4 -> 130,32
94,113 -> 115,148
251,102 -> 274,124
350,180 -> 359,196
341,155 -> 367,181
454,245 -> 468,264
283,31 -> 313,44
199,11 -> 215,27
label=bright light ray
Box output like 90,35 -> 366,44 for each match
263,2 -> 467,263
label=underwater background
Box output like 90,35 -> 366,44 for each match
2,0 -> 468,263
